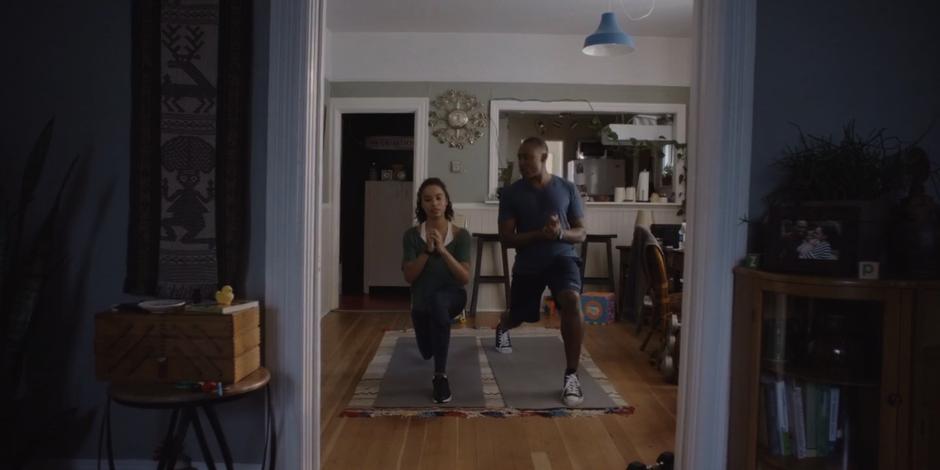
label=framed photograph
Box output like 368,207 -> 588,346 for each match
764,204 -> 861,276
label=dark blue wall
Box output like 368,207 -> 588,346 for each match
751,0 -> 940,216
0,0 -> 269,463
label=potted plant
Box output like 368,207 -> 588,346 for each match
759,121 -> 922,277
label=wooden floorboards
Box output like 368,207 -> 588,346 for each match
321,311 -> 677,470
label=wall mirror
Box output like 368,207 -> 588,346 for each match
489,100 -> 686,203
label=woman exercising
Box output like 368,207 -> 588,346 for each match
401,177 -> 471,403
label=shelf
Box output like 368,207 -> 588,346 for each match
734,266 -> 940,289
761,359 -> 879,388
758,448 -> 837,470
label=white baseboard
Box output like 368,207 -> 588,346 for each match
44,459 -> 261,470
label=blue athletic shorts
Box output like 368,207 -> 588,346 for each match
509,256 -> 582,323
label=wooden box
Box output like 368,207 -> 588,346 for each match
95,308 -> 260,384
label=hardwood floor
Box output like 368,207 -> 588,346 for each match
321,311 -> 677,470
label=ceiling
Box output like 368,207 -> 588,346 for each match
327,0 -> 694,37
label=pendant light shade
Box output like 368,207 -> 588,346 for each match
582,12 -> 635,56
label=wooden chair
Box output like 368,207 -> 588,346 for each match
639,245 -> 670,351
639,244 -> 682,382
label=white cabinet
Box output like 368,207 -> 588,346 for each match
363,181 -> 413,292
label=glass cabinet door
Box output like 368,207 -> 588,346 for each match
757,292 -> 885,470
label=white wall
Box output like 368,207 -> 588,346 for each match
328,32 -> 692,86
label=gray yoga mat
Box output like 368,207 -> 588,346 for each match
374,336 -> 486,407
484,336 -> 616,409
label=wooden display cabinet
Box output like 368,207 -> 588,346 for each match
728,267 -> 939,470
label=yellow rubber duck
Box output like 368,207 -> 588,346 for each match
215,285 -> 235,305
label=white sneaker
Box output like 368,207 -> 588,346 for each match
562,373 -> 584,407
495,323 -> 513,354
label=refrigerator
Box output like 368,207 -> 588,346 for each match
566,159 -> 626,198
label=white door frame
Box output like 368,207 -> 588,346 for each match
264,0 -> 324,468
675,0 -> 756,468
265,0 -> 755,468
324,97 -> 429,311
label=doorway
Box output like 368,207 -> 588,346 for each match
325,98 -> 430,313
338,113 -> 414,310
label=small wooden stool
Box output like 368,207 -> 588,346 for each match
468,233 -> 511,317
103,368 -> 273,470
580,234 -> 617,293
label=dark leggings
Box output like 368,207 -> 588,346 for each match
411,286 -> 467,374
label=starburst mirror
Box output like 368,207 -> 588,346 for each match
428,89 -> 488,149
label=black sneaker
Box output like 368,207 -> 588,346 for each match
495,322 -> 513,354
432,375 -> 452,404
562,373 -> 584,407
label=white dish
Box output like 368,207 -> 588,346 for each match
138,299 -> 185,314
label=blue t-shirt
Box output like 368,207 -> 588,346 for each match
498,175 -> 585,274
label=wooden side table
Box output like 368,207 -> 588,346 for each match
103,367 -> 273,470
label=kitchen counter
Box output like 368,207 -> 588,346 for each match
453,202 -> 684,312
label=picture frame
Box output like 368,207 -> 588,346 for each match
763,204 -> 862,276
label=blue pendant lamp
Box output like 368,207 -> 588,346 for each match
582,12 -> 635,56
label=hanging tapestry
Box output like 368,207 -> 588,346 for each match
126,0 -> 251,301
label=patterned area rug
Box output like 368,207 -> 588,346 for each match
342,327 -> 634,418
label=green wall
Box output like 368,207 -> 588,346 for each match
329,81 -> 690,202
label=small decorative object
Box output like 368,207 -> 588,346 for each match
368,162 -> 378,180
380,169 -> 393,181
744,253 -> 761,268
637,170 -> 650,201
625,187 -> 636,201
428,89 -> 488,149
138,299 -> 186,314
649,192 -> 661,203
215,285 -> 235,305
858,261 -> 880,279
614,187 -> 627,202
391,164 -> 407,181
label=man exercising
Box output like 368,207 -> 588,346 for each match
496,136 -> 587,406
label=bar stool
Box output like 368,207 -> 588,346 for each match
468,233 -> 511,318
580,234 -> 617,292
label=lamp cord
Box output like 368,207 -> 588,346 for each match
619,0 -> 656,21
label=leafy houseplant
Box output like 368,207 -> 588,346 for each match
0,119 -> 86,468
759,121 -> 937,277
763,121 -> 907,206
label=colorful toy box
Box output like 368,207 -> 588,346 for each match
542,291 -> 616,325
581,291 -> 617,325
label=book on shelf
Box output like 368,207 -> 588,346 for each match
775,379 -> 791,456
804,382 -> 818,457
760,375 -> 781,455
790,382 -> 808,459
759,376 -> 845,460
828,387 -> 840,442
185,299 -> 259,314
